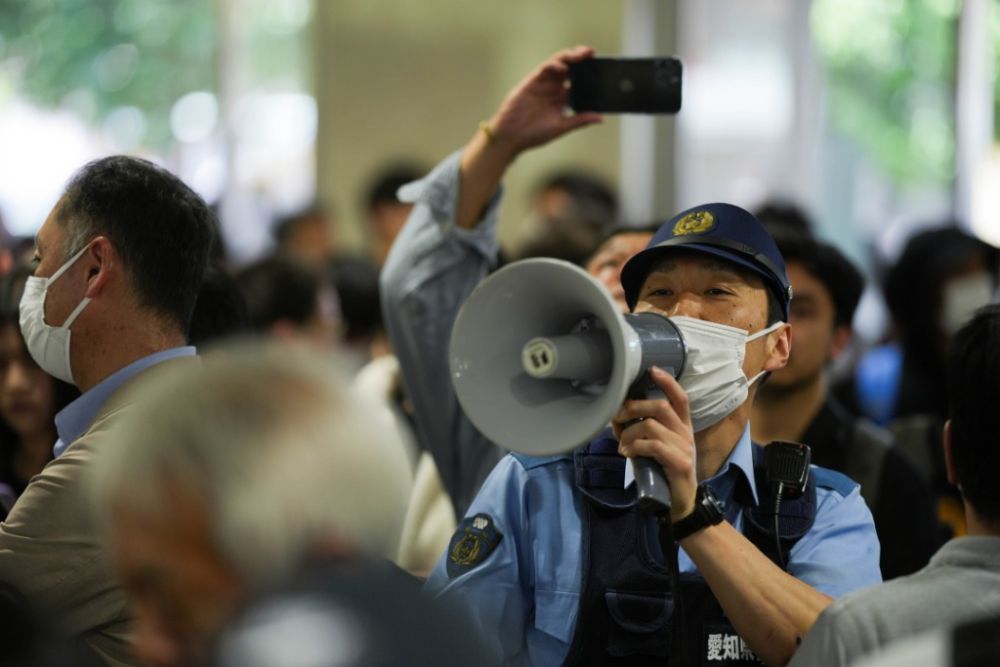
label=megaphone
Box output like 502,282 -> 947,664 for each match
449,258 -> 686,513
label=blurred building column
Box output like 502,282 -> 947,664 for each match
788,0 -> 824,214
668,1 -> 823,231
216,0 -> 240,248
955,0 -> 994,228
620,0 -> 678,224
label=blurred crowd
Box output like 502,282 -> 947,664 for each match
0,46 -> 998,667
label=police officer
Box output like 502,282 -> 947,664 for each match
421,47 -> 882,667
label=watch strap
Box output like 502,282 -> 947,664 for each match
672,484 -> 724,541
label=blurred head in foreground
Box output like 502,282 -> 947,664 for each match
209,557 -> 494,667
90,343 -> 411,667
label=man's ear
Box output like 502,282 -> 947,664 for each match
763,322 -> 792,372
943,419 -> 959,487
83,236 -> 115,298
830,325 -> 852,361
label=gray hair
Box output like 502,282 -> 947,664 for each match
90,342 -> 412,588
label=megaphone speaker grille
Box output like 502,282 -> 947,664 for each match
449,259 -> 640,456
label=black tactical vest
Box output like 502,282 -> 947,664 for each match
562,431 -> 816,666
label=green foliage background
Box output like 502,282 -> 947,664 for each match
0,0 -> 217,148
0,0 -> 311,149
0,0 -> 990,186
811,0 -> 964,186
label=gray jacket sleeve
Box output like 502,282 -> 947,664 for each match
379,150 -> 506,518
787,598 -> 864,667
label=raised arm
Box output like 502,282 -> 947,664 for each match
456,45 -> 602,230
381,46 -> 601,517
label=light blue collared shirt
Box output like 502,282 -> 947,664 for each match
426,424 -> 882,666
53,346 -> 197,457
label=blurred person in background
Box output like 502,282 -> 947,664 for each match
584,224 -> 658,312
235,252 -> 422,538
187,263 -> 251,348
846,226 -> 999,536
272,204 -> 338,270
236,254 -> 340,352
753,199 -> 815,238
237,249 -> 395,365
0,155 -> 213,665
0,237 -> 36,279
363,162 -> 426,268
789,305 -> 1000,667
203,204 -> 231,270
330,247 -> 446,574
0,263 -> 78,515
88,344 -> 420,667
347,167 -> 457,572
511,168 -> 618,265
751,233 -> 943,579
0,246 -> 13,279
355,163 -> 424,482
878,227 -> 998,422
326,255 -> 388,360
0,211 -> 13,278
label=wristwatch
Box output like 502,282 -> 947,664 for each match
671,484 -> 724,541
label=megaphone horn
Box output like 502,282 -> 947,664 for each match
449,258 -> 687,514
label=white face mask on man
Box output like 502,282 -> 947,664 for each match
940,272 -> 995,337
19,243 -> 93,385
670,316 -> 784,433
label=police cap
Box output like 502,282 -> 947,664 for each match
620,202 -> 792,320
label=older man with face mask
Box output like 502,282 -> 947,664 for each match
0,156 -> 213,665
418,47 -> 882,667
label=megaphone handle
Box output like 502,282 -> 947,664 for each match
634,456 -> 672,514
625,377 -> 672,515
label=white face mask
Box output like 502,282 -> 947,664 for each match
671,316 -> 784,433
19,243 -> 93,385
941,272 -> 994,337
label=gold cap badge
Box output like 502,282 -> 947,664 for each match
672,210 -> 716,236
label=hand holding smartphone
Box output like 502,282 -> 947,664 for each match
569,57 -> 682,114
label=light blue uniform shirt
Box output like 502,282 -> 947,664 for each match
425,425 -> 882,666
53,346 -> 197,457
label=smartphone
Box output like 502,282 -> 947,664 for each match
569,57 -> 682,114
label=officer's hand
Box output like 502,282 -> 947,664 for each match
612,367 -> 699,522
484,45 -> 603,159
